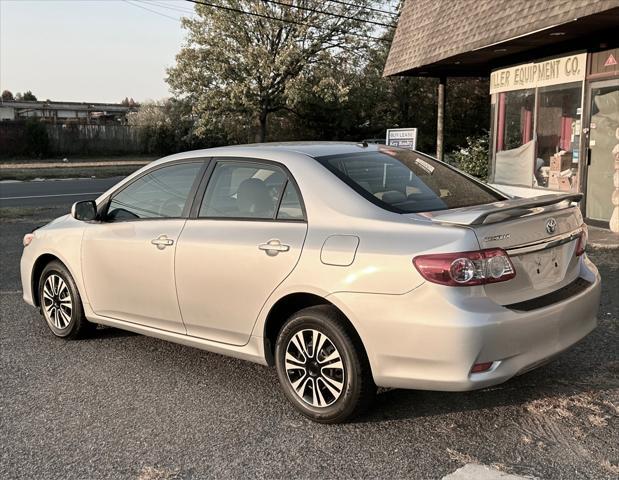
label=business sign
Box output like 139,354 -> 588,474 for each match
490,53 -> 586,94
386,128 -> 417,150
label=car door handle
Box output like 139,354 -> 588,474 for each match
151,234 -> 174,250
258,239 -> 290,256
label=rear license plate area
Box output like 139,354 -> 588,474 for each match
520,248 -> 566,288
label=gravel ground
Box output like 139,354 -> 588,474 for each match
1,208 -> 617,480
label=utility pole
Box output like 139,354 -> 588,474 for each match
436,76 -> 446,161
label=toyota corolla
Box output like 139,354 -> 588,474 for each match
20,143 -> 601,423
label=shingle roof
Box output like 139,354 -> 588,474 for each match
384,0 -> 619,77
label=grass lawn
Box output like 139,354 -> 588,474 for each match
0,164 -> 143,181
0,155 -> 155,166
0,206 -> 60,222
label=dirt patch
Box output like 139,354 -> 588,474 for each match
525,391 -> 614,423
136,466 -> 181,480
600,460 -> 619,476
447,448 -> 479,465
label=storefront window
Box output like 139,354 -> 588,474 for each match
496,90 -> 535,151
534,82 -> 582,191
493,89 -> 535,186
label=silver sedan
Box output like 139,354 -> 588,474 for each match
20,143 -> 601,423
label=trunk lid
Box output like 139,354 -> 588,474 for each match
412,194 -> 585,305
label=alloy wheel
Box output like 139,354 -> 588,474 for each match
285,329 -> 345,408
42,274 -> 73,330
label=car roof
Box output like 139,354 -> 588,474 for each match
161,141 -> 388,162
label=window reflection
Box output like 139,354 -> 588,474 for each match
493,89 -> 535,186
535,82 -> 582,191
496,89 -> 535,152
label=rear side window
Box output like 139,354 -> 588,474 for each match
277,182 -> 304,220
317,149 -> 503,213
106,162 -> 202,221
200,161 -> 294,219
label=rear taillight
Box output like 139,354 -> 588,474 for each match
413,248 -> 516,286
575,226 -> 588,256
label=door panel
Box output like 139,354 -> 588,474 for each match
585,79 -> 619,226
80,160 -> 205,333
175,220 -> 307,345
82,220 -> 187,333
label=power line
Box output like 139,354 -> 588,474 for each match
186,0 -> 310,26
325,0 -> 399,17
141,0 -> 195,15
185,0 -> 390,42
165,0 -> 398,19
122,0 -> 181,21
136,0 -> 398,17
259,0 -> 395,28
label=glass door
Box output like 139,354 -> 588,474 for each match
585,79 -> 619,230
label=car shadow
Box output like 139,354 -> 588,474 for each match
90,325 -> 138,339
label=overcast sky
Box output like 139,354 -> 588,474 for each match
0,0 -> 192,103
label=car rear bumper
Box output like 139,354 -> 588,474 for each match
329,256 -> 601,391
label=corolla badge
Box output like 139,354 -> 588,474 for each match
483,233 -> 511,242
545,218 -> 557,234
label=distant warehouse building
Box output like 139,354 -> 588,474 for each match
0,100 -> 136,124
385,0 -> 619,231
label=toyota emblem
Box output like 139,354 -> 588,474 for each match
545,218 -> 557,234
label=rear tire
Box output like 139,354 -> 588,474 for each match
38,261 -> 96,339
275,305 -> 375,423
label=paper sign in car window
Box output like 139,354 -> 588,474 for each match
415,158 -> 435,174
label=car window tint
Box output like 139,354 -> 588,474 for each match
276,182 -> 304,220
107,163 -> 202,221
317,149 -> 503,213
200,162 -> 287,219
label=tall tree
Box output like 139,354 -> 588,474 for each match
19,90 -> 37,101
283,25 -> 439,152
1,90 -> 14,101
167,0 -> 387,142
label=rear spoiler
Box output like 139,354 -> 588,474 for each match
420,193 -> 583,226
471,193 -> 583,225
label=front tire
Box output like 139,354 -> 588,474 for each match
38,261 -> 95,339
275,305 -> 375,423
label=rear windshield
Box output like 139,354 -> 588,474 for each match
316,148 -> 504,213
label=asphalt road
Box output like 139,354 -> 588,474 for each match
0,185 -> 617,479
0,177 -> 122,207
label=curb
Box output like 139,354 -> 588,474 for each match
589,242 -> 619,249
588,227 -> 619,249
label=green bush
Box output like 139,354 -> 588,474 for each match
128,99 -> 218,155
451,133 -> 489,179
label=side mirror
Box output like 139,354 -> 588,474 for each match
71,200 -> 97,221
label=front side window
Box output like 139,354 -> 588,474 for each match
200,161 -> 292,219
317,149 -> 503,213
106,162 -> 202,221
